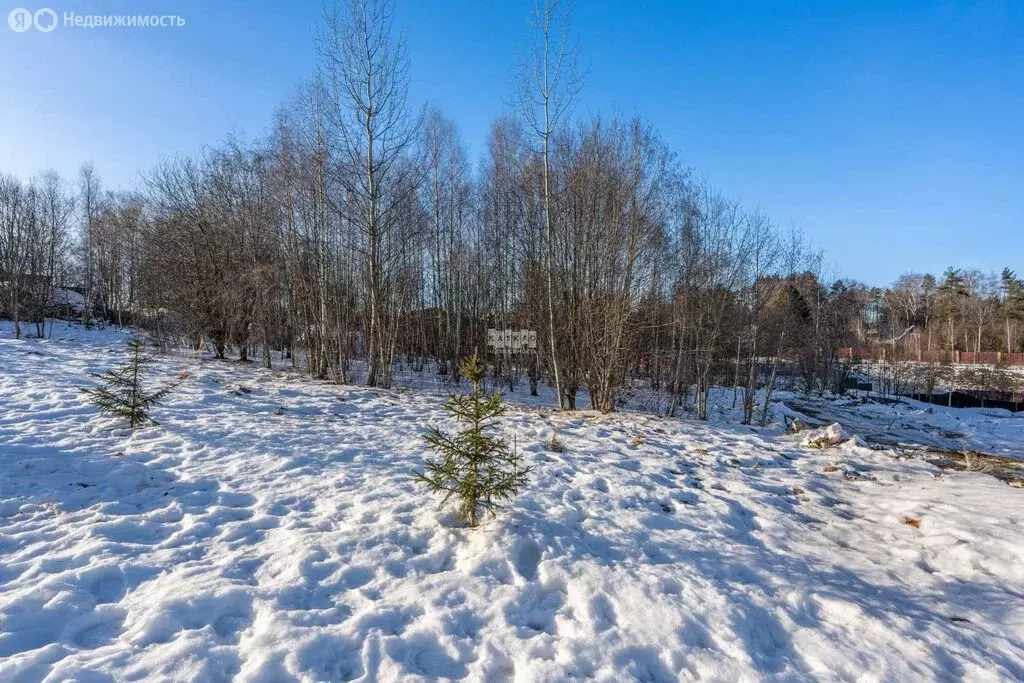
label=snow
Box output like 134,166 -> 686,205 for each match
2,321 -> 1024,681
799,423 -> 850,449
779,392 -> 1024,459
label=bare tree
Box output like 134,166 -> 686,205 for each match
517,0 -> 584,410
33,171 -> 76,336
318,0 -> 422,387
0,174 -> 34,338
78,163 -> 102,326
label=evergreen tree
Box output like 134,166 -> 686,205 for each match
1001,268 -> 1024,352
415,353 -> 531,527
1002,268 -> 1024,312
81,337 -> 177,429
939,267 -> 968,298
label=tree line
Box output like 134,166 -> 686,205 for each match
2,0 -> 1021,419
875,269 -> 1024,358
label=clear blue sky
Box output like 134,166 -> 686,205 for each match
2,0 -> 1021,285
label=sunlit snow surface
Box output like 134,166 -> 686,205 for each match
1,321 -> 1023,682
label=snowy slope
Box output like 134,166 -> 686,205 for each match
779,392 -> 1024,460
1,323 -> 1024,682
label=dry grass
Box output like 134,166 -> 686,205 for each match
548,429 -> 566,453
925,449 -> 1024,486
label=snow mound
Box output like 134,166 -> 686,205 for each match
801,422 -> 850,449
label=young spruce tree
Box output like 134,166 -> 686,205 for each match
415,353 -> 530,527
81,337 -> 177,429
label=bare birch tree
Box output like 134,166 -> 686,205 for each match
318,0 -> 421,387
517,0 -> 583,410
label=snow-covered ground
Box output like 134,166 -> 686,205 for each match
778,392 -> 1024,460
2,322 -> 1024,682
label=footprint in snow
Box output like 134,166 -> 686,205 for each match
563,488 -> 584,502
84,566 -> 127,604
213,612 -> 251,639
220,515 -> 279,543
221,555 -> 265,584
513,539 -> 542,581
679,615 -> 715,649
339,566 -> 375,589
353,605 -> 421,636
68,606 -> 126,649
588,593 -> 618,631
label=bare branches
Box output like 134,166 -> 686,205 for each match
515,0 -> 585,144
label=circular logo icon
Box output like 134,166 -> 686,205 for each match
33,8 -> 57,32
8,7 -> 33,32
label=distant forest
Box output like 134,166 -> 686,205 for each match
2,0 -> 1022,418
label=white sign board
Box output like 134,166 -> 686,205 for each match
487,328 -> 537,351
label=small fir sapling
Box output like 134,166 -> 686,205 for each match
81,337 -> 178,429
414,353 -> 531,527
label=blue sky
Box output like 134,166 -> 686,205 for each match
1,0 -> 1021,285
